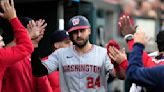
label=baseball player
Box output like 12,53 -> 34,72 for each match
1,17 -> 51,92
107,31 -> 164,91
31,15 -> 114,92
107,14 -> 164,76
118,15 -> 164,67
0,0 -> 33,91
107,14 -> 164,91
127,30 -> 164,91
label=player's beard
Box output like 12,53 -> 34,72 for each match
72,37 -> 89,48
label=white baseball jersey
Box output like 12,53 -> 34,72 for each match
42,45 -> 113,92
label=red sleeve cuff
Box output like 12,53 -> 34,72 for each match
9,17 -> 18,23
119,59 -> 128,70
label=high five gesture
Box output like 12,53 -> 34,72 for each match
0,0 -> 16,20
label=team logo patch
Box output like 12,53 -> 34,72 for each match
72,18 -> 79,26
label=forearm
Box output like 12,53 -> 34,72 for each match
126,36 -> 152,67
119,59 -> 128,70
31,48 -> 48,77
10,17 -> 32,46
115,66 -> 126,80
127,43 -> 145,76
114,59 -> 128,79
0,18 -> 33,64
126,43 -> 157,87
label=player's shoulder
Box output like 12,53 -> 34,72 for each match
94,45 -> 107,52
55,45 -> 73,53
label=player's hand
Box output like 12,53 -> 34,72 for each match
27,20 -> 40,40
0,0 -> 17,20
118,15 -> 136,36
27,19 -> 47,48
106,39 -> 120,67
35,19 -> 47,36
27,19 -> 47,40
134,30 -> 146,45
108,46 -> 127,64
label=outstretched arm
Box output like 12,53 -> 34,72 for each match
31,48 -> 48,77
126,43 -> 161,87
126,31 -> 162,87
31,47 -> 60,77
108,46 -> 128,79
0,0 -> 33,65
106,39 -> 128,79
118,15 -> 164,67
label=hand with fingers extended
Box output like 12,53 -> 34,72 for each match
107,39 -> 121,66
0,0 -> 16,20
27,19 -> 47,48
27,19 -> 47,40
106,39 -> 127,79
35,19 -> 47,38
108,46 -> 127,65
118,15 -> 136,36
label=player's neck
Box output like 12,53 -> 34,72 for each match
74,42 -> 93,55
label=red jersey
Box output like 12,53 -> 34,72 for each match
1,17 -> 53,92
2,56 -> 36,92
48,71 -> 60,92
119,39 -> 164,71
2,55 -> 53,92
0,18 -> 33,91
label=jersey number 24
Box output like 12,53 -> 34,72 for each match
87,76 -> 100,88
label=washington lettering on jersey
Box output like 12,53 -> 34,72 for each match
63,64 -> 101,73
42,45 -> 113,92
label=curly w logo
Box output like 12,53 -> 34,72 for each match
72,18 -> 79,26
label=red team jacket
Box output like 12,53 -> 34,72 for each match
1,18 -> 53,92
0,18 -> 33,91
2,55 -> 53,92
47,71 -> 60,92
119,39 -> 164,71
2,56 -> 36,92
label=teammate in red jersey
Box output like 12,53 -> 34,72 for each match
107,14 -> 164,91
0,0 -> 34,91
107,15 -> 164,77
1,17 -> 50,92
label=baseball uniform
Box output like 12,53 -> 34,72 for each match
42,45 -> 113,92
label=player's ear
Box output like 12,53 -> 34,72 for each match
54,43 -> 59,49
88,28 -> 91,35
